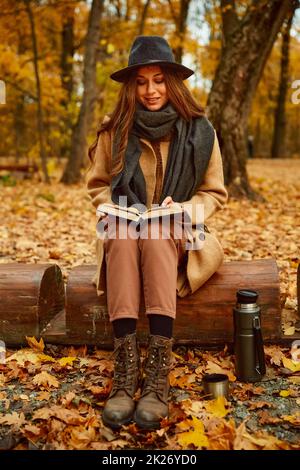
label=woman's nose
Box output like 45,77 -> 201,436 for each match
146,81 -> 155,93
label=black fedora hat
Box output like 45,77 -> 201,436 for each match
110,35 -> 194,82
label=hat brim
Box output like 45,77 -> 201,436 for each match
110,60 -> 194,82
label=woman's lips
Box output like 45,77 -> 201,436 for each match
145,98 -> 160,103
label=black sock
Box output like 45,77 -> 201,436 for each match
112,318 -> 137,338
148,314 -> 173,338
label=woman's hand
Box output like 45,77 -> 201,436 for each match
97,211 -> 109,225
161,196 -> 174,207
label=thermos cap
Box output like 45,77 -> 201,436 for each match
236,289 -> 258,304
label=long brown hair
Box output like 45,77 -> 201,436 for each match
86,67 -> 205,178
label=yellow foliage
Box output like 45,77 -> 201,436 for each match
177,416 -> 209,449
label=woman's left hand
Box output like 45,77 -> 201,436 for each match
161,196 -> 174,207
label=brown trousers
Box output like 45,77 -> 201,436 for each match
103,217 -> 187,322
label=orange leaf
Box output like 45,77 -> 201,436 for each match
32,371 -> 59,388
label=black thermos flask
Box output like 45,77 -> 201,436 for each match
233,289 -> 266,382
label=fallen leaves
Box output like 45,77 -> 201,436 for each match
233,421 -> 292,450
177,417 -> 209,449
0,160 -> 299,450
205,360 -> 236,382
26,336 -> 45,352
0,412 -> 26,427
282,357 -> 300,373
202,396 -> 231,418
32,371 -> 59,389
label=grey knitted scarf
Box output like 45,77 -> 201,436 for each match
111,102 -> 215,209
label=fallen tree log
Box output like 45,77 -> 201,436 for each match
64,259 -> 281,347
0,263 -> 65,345
0,163 -> 38,173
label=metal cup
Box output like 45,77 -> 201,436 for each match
202,373 -> 229,399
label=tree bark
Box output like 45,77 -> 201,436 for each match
207,0 -> 293,200
60,3 -> 75,158
14,26 -> 27,163
24,0 -> 49,183
61,4 -> 75,104
138,0 -> 151,35
221,0 -> 239,50
271,3 -> 296,159
61,0 -> 104,184
168,0 -> 191,63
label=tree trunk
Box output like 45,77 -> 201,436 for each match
271,4 -> 296,159
168,0 -> 191,63
24,0 -> 49,183
60,3 -> 75,158
61,0 -> 104,184
138,0 -> 151,35
61,4 -> 75,104
207,0 -> 293,200
14,29 -> 27,162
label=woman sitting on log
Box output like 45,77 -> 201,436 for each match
86,35 -> 228,430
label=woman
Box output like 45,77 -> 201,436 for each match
86,36 -> 228,430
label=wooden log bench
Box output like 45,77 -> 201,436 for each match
1,259 -> 298,347
59,258 -> 282,347
0,163 -> 39,173
0,163 -> 39,181
0,263 -> 65,345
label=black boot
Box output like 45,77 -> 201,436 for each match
135,335 -> 173,430
102,332 -> 140,429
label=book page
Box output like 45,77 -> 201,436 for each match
140,204 -> 185,221
97,203 -> 140,220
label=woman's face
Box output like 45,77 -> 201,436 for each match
135,65 -> 168,111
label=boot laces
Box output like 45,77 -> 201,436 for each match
111,337 -> 138,391
143,346 -> 170,396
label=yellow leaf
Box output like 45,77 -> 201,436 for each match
172,352 -> 184,361
26,336 -> 45,352
283,326 -> 295,336
7,349 -> 41,366
203,396 -> 230,418
37,353 -> 56,363
57,356 -> 77,367
279,390 -> 291,397
177,417 -> 209,449
32,371 -> 59,388
282,356 -> 300,372
281,412 -> 300,426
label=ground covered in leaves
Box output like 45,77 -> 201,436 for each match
0,158 -> 299,450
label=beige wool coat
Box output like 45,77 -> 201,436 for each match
86,116 -> 228,299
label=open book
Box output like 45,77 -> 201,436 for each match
96,202 -> 191,224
